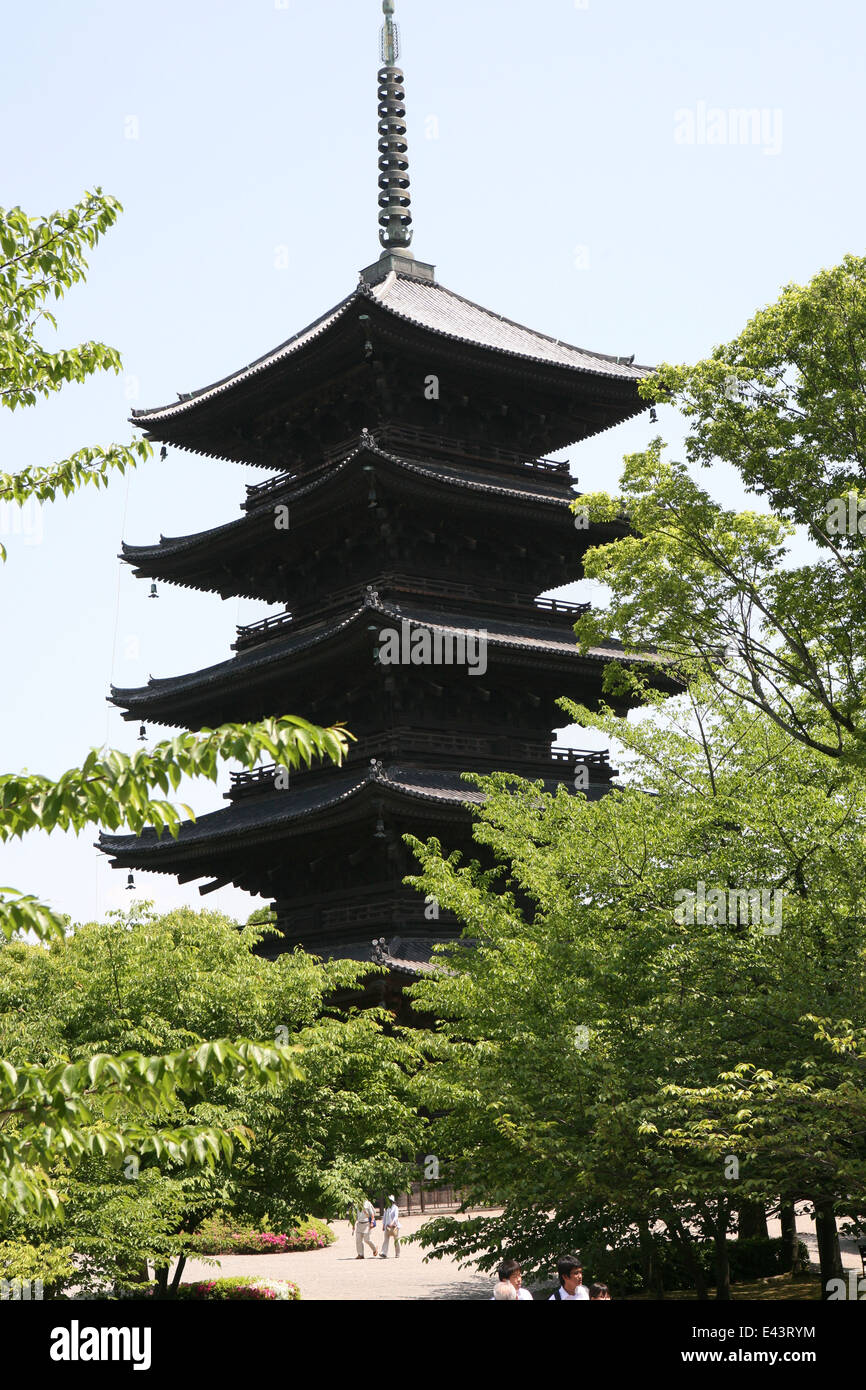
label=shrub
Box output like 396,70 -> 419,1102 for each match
728,1236 -> 810,1282
0,1239 -> 77,1300
595,1235 -> 810,1296
187,1215 -> 335,1256
172,1277 -> 301,1301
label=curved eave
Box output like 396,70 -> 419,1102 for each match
361,276 -> 652,383
98,763 -> 609,872
128,275 -> 653,463
130,290 -> 360,427
119,440 -> 584,589
109,599 -> 635,716
98,767 -> 486,869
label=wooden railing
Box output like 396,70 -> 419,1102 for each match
550,747 -> 610,766
373,424 -> 571,479
395,1182 -> 497,1216
243,425 -> 572,504
244,469 -> 296,502
534,597 -> 590,619
233,608 -> 293,647
233,581 -> 589,651
228,741 -> 611,795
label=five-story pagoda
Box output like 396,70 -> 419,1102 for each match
101,1 -> 653,979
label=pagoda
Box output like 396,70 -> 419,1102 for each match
101,1 -> 657,985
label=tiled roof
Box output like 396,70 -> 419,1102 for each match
367,274 -> 649,379
110,597 -> 621,710
99,762 -> 605,865
131,274 -> 649,424
131,294 -> 356,423
99,765 -> 485,862
119,440 -> 573,566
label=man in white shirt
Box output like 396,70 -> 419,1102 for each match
548,1255 -> 590,1300
353,1198 -> 379,1259
491,1258 -> 533,1299
380,1196 -> 401,1258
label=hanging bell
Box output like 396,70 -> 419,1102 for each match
149,583 -> 158,599
374,815 -> 387,840
126,872 -> 135,891
159,446 -> 168,461
138,725 -> 147,742
649,407 -> 658,425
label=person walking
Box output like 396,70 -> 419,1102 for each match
353,1197 -> 379,1259
380,1196 -> 401,1259
548,1255 -> 590,1300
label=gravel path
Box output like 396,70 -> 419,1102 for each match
175,1212 -> 497,1302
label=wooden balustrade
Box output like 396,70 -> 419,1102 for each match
228,740 -> 611,795
243,425 -> 572,504
233,580 -> 589,651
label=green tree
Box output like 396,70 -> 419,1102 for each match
576,254 -> 866,760
0,190 -> 351,1227
0,905 -> 425,1292
404,685 -> 866,1298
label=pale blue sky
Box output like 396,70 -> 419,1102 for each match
2,0 -> 863,927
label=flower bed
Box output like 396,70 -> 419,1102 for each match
174,1277 -> 300,1301
187,1216 -> 335,1256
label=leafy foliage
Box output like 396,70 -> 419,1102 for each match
0,190 -> 151,559
0,717 -> 352,946
0,189 -> 359,1231
0,1237 -> 76,1296
164,1276 -> 301,1301
403,683 -> 866,1295
575,254 -> 866,759
0,905 -> 423,1285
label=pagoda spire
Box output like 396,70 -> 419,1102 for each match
378,0 -> 413,252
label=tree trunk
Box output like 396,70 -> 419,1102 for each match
714,1223 -> 732,1301
668,1216 -> 708,1300
815,1199 -> 843,1299
737,1200 -> 769,1240
169,1254 -> 186,1297
153,1264 -> 169,1299
638,1216 -> 664,1299
779,1201 -> 802,1274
